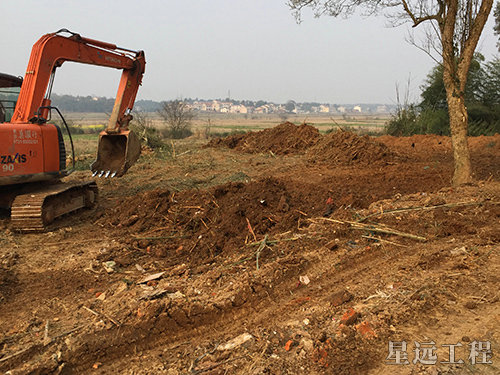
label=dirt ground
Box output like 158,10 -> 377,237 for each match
0,125 -> 499,374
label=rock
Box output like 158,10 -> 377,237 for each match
450,246 -> 468,255
299,337 -> 314,353
464,301 -> 477,309
355,321 -> 377,339
167,291 -> 185,300
299,275 -> 310,285
340,308 -> 360,326
331,289 -> 353,307
96,292 -> 106,301
277,195 -> 290,212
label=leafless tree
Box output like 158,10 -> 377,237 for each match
289,0 -> 494,185
158,99 -> 196,139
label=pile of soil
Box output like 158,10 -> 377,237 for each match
103,177 -> 329,266
207,122 -> 321,154
307,130 -> 395,165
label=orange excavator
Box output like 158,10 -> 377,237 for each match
0,29 -> 145,232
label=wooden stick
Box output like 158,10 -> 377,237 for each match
0,346 -> 34,363
83,306 -> 99,317
256,235 -> 268,270
357,201 -> 497,222
0,325 -> 88,363
361,235 -> 407,247
189,236 -> 202,254
246,217 -> 257,242
43,320 -> 50,345
83,306 -> 121,326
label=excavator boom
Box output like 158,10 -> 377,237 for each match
12,29 -> 145,177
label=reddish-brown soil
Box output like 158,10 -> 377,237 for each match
0,129 -> 499,374
307,130 -> 396,165
207,122 -> 321,154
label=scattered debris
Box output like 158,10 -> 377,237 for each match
299,275 -> 310,285
137,271 -> 165,285
217,333 -> 254,351
102,261 -> 116,273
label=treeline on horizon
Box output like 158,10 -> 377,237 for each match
49,94 -> 383,113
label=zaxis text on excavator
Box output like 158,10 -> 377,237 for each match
0,29 -> 145,232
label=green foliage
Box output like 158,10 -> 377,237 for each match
394,56 -> 500,137
420,65 -> 447,110
420,54 -> 485,111
418,109 -> 450,135
479,58 -> 500,107
495,2 -> 500,51
385,104 -> 419,136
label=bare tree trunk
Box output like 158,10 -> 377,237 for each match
436,0 -> 494,186
442,58 -> 473,185
447,94 -> 472,185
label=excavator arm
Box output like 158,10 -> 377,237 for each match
11,29 -> 145,177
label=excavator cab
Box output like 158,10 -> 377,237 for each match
0,73 -> 22,123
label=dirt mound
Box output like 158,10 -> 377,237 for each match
307,130 -> 395,165
207,122 -> 321,154
103,177 -> 329,266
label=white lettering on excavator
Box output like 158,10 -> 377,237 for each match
13,129 -> 39,144
105,56 -> 121,64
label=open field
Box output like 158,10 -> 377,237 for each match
63,112 -> 389,136
0,123 -> 499,374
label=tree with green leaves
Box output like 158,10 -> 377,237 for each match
289,0 -> 494,185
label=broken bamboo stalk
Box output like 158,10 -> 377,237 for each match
351,225 -> 426,242
310,217 -> 427,242
357,201 -> 499,222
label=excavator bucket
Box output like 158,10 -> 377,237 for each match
91,130 -> 141,178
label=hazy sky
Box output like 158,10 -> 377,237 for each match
1,1 -> 498,104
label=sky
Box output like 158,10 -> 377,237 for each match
1,1 -> 498,104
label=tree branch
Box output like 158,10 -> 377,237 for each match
400,0 -> 439,27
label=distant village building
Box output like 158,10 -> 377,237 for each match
376,105 -> 388,113
181,99 -> 390,115
229,104 -> 248,114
